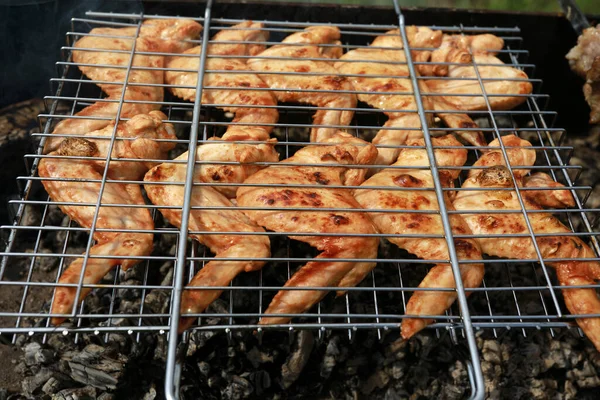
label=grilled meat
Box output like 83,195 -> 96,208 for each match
453,135 -> 600,351
41,112 -> 176,325
165,23 -> 280,198
335,29 -> 486,167
247,26 -> 356,144
354,135 -> 484,338
426,54 -> 533,111
237,135 -> 379,324
46,19 -> 202,153
144,161 -> 270,333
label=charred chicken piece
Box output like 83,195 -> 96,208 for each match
46,19 -> 202,152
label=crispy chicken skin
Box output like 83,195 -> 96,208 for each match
566,25 -> 600,123
45,19 -> 202,152
247,26 -> 357,143
40,112 -> 176,325
335,29 -> 486,167
237,135 -> 379,324
465,135 -> 575,209
354,135 -> 484,338
453,136 -> 600,350
144,159 -> 270,333
164,22 -> 279,198
426,53 -> 533,111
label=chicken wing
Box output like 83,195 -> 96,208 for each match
144,160 -> 270,333
237,135 -> 379,325
247,26 -> 356,143
40,112 -> 176,325
335,29 -> 485,167
46,19 -> 202,152
453,138 -> 600,350
354,135 -> 484,338
164,22 -> 279,198
426,53 -> 533,111
424,33 -> 504,77
466,135 -> 575,209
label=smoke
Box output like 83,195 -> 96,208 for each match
0,0 -> 143,108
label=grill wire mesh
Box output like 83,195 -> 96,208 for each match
1,2 -> 599,399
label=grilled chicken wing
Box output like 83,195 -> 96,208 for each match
144,161 -> 270,333
426,53 -> 533,111
40,112 -> 176,325
453,136 -> 600,350
354,135 -> 484,338
466,135 -> 575,209
247,26 -> 356,143
142,24 -> 277,330
237,135 -> 379,324
45,19 -> 202,152
522,172 -> 576,209
335,29 -> 485,167
164,22 -> 279,198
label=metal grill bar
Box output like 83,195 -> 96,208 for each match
395,8 -> 484,399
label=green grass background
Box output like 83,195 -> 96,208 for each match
257,0 -> 599,14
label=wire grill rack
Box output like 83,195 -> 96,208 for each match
1,1 -> 599,399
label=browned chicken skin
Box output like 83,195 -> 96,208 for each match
41,112 -> 176,325
237,136 -> 379,324
247,26 -> 356,144
354,135 -> 484,338
335,29 -> 486,167
164,22 -> 279,198
144,162 -> 270,333
453,135 -> 600,350
144,24 -> 277,330
46,19 -> 202,152
426,53 -> 533,111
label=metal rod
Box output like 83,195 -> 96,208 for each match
164,3 -> 213,399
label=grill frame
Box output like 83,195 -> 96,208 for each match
0,1 -> 598,399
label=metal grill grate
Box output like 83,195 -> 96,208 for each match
1,1 -> 598,399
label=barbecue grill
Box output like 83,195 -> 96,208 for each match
1,1 -> 599,399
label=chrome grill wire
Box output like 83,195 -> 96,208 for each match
0,4 -> 595,400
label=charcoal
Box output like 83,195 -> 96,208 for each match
22,367 -> 53,397
142,383 -> 157,400
361,370 -> 390,395
21,205 -> 40,227
320,336 -> 340,378
24,342 -> 55,366
221,375 -> 253,400
41,375 -> 71,395
51,386 -> 97,400
97,394 -> 114,400
198,361 -> 210,376
63,344 -> 126,391
245,347 -> 274,369
280,330 -> 314,389
249,370 -> 271,396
